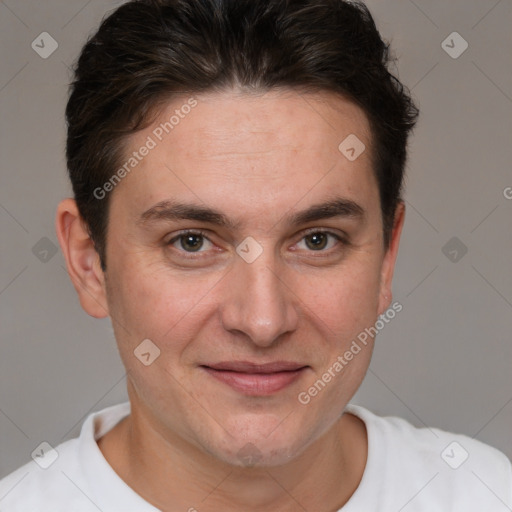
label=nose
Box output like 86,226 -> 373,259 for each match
220,249 -> 299,348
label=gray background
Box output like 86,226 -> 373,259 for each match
1,0 -> 511,479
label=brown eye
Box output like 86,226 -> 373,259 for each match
294,230 -> 344,254
167,231 -> 213,254
304,232 -> 329,250
179,233 -> 204,252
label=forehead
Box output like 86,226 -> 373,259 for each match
111,89 -> 377,224
160,89 -> 372,162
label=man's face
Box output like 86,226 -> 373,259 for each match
99,89 -> 399,466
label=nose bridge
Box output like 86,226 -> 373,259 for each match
220,248 -> 298,347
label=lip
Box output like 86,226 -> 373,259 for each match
201,361 -> 308,396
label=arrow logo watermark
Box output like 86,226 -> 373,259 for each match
338,134 -> 365,162
134,338 -> 161,366
31,441 -> 59,469
442,236 -> 468,263
237,442 -> 263,467
236,236 -> 263,264
441,32 -> 468,59
32,237 -> 58,263
31,32 -> 58,59
441,441 -> 469,469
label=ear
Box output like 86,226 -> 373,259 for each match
55,198 -> 109,318
377,201 -> 405,315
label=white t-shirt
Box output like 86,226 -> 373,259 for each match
1,402 -> 511,511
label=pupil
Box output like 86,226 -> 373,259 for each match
182,234 -> 203,252
306,233 -> 327,250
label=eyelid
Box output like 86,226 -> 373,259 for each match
296,227 -> 349,245
167,228 -> 210,241
291,228 -> 347,252
166,229 -> 215,254
166,227 -> 348,258
300,226 -> 347,238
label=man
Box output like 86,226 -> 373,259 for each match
1,0 -> 510,510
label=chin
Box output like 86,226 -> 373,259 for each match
210,438 -> 303,468
198,413 -> 319,468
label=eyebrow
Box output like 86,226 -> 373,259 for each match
139,200 -> 239,229
289,198 -> 364,225
138,197 -> 364,229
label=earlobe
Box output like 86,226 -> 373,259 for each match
55,198 -> 109,318
378,202 -> 405,315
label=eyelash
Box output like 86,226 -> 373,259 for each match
294,229 -> 347,256
166,229 -> 214,258
166,228 -> 347,259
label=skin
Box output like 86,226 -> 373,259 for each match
56,88 -> 405,511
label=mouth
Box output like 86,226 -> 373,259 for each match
200,361 -> 309,396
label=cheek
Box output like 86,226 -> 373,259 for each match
105,256 -> 217,352
300,259 -> 382,339
293,264 -> 380,417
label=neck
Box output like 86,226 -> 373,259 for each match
98,401 -> 367,512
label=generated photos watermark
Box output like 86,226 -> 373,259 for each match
298,301 -> 403,405
93,97 -> 198,200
